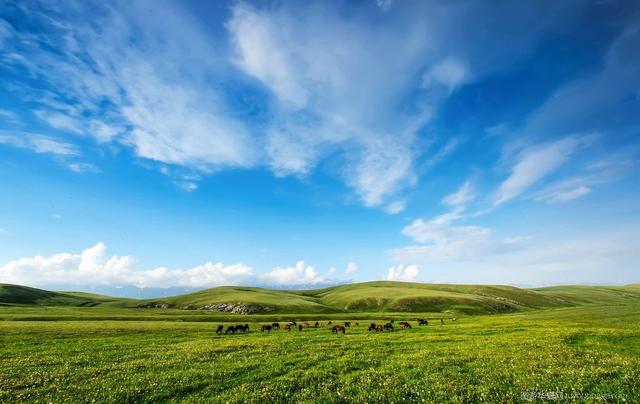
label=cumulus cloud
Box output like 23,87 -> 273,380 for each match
261,261 -> 326,286
346,262 -> 358,274
386,264 -> 419,282
0,243 -> 253,289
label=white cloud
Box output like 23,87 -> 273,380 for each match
0,243 -> 254,289
392,206 -> 525,263
422,57 -> 469,94
537,185 -> 591,203
261,261 -> 326,286
328,267 -> 336,274
34,110 -> 83,134
396,215 -> 493,262
442,181 -> 475,206
7,1 -> 257,179
346,262 -> 358,274
0,133 -> 79,156
0,109 -> 20,123
375,0 -> 394,12
385,200 -> 406,215
67,162 -> 99,173
386,264 -> 419,282
494,135 -> 590,206
4,1 -> 601,209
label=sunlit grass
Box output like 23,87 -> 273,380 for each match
1,304 -> 638,402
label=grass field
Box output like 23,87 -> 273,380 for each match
2,282 -> 639,402
1,303 -> 639,402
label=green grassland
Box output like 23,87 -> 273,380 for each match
1,282 -> 639,402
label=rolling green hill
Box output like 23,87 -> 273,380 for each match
0,284 -> 133,307
2,281 -> 640,315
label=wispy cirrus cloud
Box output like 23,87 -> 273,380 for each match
0,132 -> 78,156
494,135 -> 592,206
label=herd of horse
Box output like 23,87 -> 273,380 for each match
215,318 -> 454,335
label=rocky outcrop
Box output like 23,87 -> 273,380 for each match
137,302 -> 170,309
184,302 -> 274,314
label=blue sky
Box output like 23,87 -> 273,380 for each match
0,0 -> 639,296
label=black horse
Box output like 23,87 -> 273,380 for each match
384,323 -> 394,331
225,325 -> 236,334
261,325 -> 272,332
216,325 -> 224,334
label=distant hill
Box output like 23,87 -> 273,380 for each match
0,284 -> 132,307
2,281 -> 640,314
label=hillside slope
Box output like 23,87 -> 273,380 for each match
533,285 -> 640,305
0,284 -> 132,307
2,282 -> 640,315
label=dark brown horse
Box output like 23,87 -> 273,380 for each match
375,325 -> 383,332
344,321 -> 351,327
283,324 -> 291,331
367,323 -> 376,331
332,325 -> 346,334
261,325 -> 272,332
225,325 -> 236,334
272,322 -> 280,329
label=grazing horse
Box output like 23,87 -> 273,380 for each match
272,323 -> 280,329
367,323 -> 376,331
261,325 -> 272,333
418,319 -> 428,326
399,321 -> 412,329
384,323 -> 394,331
216,325 -> 224,334
288,321 -> 296,327
283,324 -> 291,331
303,322 -> 310,328
225,325 -> 236,334
332,325 -> 346,334
344,321 -> 351,327
298,324 -> 303,331
314,322 -> 319,328
237,324 -> 249,333
375,325 -> 383,332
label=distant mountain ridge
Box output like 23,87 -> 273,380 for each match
2,281 -> 640,314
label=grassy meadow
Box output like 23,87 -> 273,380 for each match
1,282 -> 639,402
